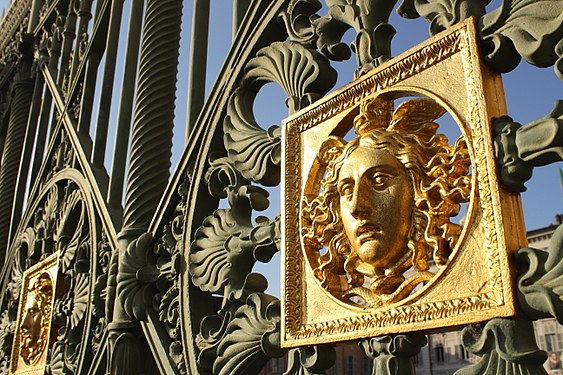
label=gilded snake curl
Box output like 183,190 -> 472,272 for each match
302,96 -> 472,298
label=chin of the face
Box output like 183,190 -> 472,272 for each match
356,240 -> 405,271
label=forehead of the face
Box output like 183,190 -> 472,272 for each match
338,146 -> 403,181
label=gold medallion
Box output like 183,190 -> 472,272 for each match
281,18 -> 526,347
10,254 -> 59,375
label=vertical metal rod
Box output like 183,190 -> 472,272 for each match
185,0 -> 210,141
92,0 -> 125,167
108,0 -> 183,368
232,0 -> 251,39
77,52 -> 100,136
107,0 -> 144,209
69,0 -> 93,85
56,1 -> 78,87
31,17 -> 63,185
27,0 -> 45,33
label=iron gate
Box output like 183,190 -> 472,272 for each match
0,0 -> 561,374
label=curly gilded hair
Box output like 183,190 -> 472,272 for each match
302,97 -> 471,293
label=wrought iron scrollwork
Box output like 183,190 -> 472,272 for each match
0,0 -> 560,374
0,168 -> 103,375
494,101 -> 562,192
398,0 -> 563,76
224,41 -> 336,186
515,224 -> 563,323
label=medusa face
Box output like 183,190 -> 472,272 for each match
18,273 -> 52,365
337,146 -> 413,274
20,293 -> 43,350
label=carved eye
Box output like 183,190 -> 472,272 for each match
369,173 -> 393,190
338,182 -> 354,200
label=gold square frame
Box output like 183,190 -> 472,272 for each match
281,18 -> 527,347
10,253 -> 59,375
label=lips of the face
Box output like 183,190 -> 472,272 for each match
355,222 -> 381,242
338,147 -> 413,271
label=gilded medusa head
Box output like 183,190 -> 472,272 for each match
19,272 -> 53,365
302,97 -> 472,307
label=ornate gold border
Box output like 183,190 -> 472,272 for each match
282,18 -> 520,347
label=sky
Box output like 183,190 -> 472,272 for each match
0,0 -> 561,294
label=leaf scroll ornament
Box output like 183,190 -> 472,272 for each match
278,0 -> 323,45
454,318 -> 547,375
515,224 -> 563,322
213,293 -> 284,375
224,41 -> 336,186
285,345 -> 336,375
117,232 -> 158,320
479,0 -> 563,74
311,0 -> 398,76
397,0 -> 490,35
359,333 -> 427,375
189,185 -> 279,303
397,0 -> 563,75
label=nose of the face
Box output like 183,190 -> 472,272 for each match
22,311 -> 31,330
350,185 -> 371,219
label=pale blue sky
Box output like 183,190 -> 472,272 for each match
0,1 -> 560,245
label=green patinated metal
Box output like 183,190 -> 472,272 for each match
0,0 -> 560,374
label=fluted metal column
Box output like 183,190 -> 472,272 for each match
121,0 -> 183,233
0,62 -> 33,266
109,0 -> 183,372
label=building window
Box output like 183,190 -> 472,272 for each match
346,356 -> 354,375
546,333 -> 556,352
414,351 -> 423,366
435,345 -> 445,363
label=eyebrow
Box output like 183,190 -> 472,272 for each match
337,177 -> 354,187
364,164 -> 399,175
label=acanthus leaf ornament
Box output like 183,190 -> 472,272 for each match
284,345 -> 336,375
359,333 -> 427,375
311,0 -> 397,76
479,0 -> 563,75
453,319 -> 547,375
397,0 -> 489,35
224,41 -> 336,186
278,0 -> 323,45
116,232 -> 157,321
493,100 -> 563,192
515,224 -> 563,323
213,293 -> 284,375
398,0 -> 563,75
189,184 -> 277,303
